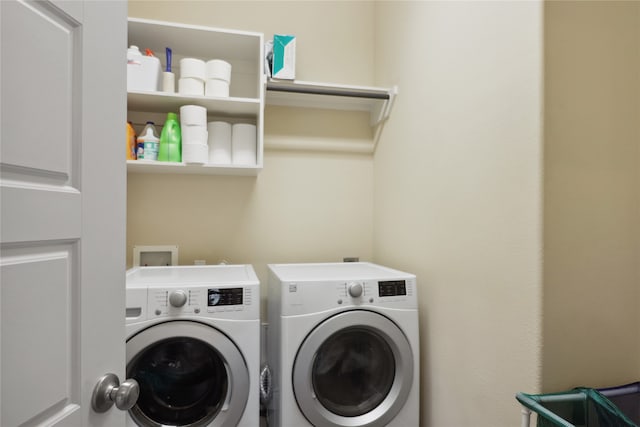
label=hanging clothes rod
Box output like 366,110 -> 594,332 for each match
266,81 -> 390,100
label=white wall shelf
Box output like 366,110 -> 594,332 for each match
127,18 -> 264,176
265,79 -> 397,126
128,91 -> 261,117
126,160 -> 261,176
126,18 -> 397,175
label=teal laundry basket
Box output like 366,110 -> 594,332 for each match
598,382 -> 640,426
516,383 -> 640,427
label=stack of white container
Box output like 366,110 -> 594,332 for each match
180,105 -> 209,164
207,121 -> 232,164
207,121 -> 257,166
177,58 -> 232,98
231,123 -> 257,165
205,60 -> 232,97
178,58 -> 206,96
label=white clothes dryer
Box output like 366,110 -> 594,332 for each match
125,265 -> 260,427
266,262 -> 419,427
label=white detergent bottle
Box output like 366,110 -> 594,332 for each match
136,122 -> 160,161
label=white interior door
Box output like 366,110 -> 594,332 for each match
1,1 -> 127,425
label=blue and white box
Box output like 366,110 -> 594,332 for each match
272,34 -> 296,80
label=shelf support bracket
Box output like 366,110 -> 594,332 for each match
370,85 -> 398,127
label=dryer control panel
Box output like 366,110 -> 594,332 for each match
378,280 -> 407,297
279,277 -> 417,315
269,262 -> 417,316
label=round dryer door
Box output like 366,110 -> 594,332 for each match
126,321 -> 249,427
293,310 -> 414,427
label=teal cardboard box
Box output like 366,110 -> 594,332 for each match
272,34 -> 296,80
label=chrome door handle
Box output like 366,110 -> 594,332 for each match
92,373 -> 139,412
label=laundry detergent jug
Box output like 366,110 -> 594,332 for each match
158,113 -> 182,162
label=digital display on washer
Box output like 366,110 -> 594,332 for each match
208,288 -> 243,306
378,280 -> 407,297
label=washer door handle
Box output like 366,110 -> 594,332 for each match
92,373 -> 139,413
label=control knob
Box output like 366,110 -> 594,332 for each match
169,290 -> 187,307
347,282 -> 363,298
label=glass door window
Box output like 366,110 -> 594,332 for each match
312,327 -> 395,417
293,310 -> 414,427
126,321 -> 250,427
128,337 -> 227,426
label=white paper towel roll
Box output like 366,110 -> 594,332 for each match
178,77 -> 205,96
205,79 -> 230,97
232,123 -> 257,166
207,121 -> 232,164
182,142 -> 209,164
205,59 -> 232,82
180,105 -> 207,127
182,125 -> 208,145
180,58 -> 206,80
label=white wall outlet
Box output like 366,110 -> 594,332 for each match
133,245 -> 178,266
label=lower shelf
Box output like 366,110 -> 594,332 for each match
126,160 -> 261,176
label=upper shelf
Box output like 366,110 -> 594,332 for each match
128,18 -> 262,63
128,91 -> 261,117
265,80 -> 397,126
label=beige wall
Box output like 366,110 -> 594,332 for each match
373,2 -> 544,426
128,0 -> 375,85
542,1 -> 640,391
127,1 -> 376,289
127,1 -> 640,426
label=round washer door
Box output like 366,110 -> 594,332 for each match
293,310 -> 414,427
126,321 -> 249,427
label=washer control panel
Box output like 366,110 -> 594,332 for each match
146,285 -> 256,319
208,287 -> 243,307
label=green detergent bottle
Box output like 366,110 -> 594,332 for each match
158,112 -> 182,162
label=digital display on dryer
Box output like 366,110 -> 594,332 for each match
378,280 -> 407,297
208,288 -> 243,306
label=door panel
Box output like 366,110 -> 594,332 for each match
1,245 -> 77,427
1,0 -> 78,176
1,186 -> 81,242
0,0 -> 127,425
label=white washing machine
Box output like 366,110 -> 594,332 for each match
266,262 -> 419,427
125,265 -> 260,427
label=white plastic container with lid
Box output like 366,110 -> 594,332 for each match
127,45 -> 161,92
